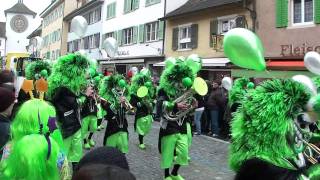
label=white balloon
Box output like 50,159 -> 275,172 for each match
70,16 -> 88,38
222,77 -> 232,91
77,49 -> 87,56
103,37 -> 118,58
304,51 -> 320,75
292,75 -> 317,96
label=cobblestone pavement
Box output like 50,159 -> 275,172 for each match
92,116 -> 234,180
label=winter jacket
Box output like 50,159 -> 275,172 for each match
0,114 -> 10,158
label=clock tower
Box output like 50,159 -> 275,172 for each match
4,0 -> 37,54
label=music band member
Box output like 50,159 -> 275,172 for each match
99,74 -> 131,154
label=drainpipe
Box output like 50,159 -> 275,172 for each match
162,0 -> 167,56
243,0 -> 257,32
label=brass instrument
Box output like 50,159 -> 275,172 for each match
163,77 -> 208,121
303,139 -> 320,164
112,88 -> 136,113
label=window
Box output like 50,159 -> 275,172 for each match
124,0 -> 139,13
178,26 -> 191,50
73,40 -> 79,51
89,11 -> 94,24
94,33 -> 100,48
86,7 -> 101,24
95,7 -> 101,21
146,0 -> 160,6
84,36 -> 89,49
293,0 -> 314,24
107,2 -> 116,19
145,21 -> 158,42
218,18 -> 235,34
123,27 -> 133,45
67,42 -> 73,52
105,32 -> 115,38
89,35 -> 94,48
0,40 -> 1,46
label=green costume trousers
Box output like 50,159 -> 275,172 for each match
136,115 -> 153,136
105,131 -> 129,154
81,115 -> 97,139
63,130 -> 83,162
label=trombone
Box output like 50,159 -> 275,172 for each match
112,88 -> 135,113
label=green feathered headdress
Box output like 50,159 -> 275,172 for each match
159,56 -> 202,99
130,68 -> 155,99
25,60 -> 52,80
99,74 -> 129,107
47,53 -> 89,99
229,78 -> 251,105
229,79 -> 311,171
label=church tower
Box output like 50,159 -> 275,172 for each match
4,0 -> 37,53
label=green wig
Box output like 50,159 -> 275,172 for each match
159,60 -> 196,99
229,79 -> 311,171
99,74 -> 129,107
25,60 -> 52,80
11,99 -> 64,151
229,77 -> 251,105
47,53 -> 89,99
0,134 -> 60,180
130,70 -> 155,99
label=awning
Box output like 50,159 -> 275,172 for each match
153,58 -> 230,67
100,59 -> 144,65
231,69 -> 316,78
266,60 -> 305,68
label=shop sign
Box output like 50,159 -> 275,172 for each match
117,50 -> 129,56
281,43 -> 320,57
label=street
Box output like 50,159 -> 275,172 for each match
92,116 -> 234,180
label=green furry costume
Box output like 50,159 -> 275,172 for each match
47,53 -> 89,163
129,68 -> 155,149
99,74 -> 130,153
25,60 -> 51,80
157,57 -> 202,180
230,79 -> 320,179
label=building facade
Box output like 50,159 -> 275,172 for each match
4,0 -> 38,54
100,0 -> 165,76
40,0 -> 65,60
236,0 -> 320,79
161,0 -> 254,82
26,25 -> 42,58
0,22 -> 6,58
64,0 -> 103,62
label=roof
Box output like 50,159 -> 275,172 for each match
64,0 -> 104,21
40,0 -> 63,18
27,25 -> 42,39
0,22 -> 6,38
165,0 -> 242,19
4,2 -> 36,17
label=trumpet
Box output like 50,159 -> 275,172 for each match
303,139 -> 320,164
112,88 -> 136,113
163,77 -> 208,121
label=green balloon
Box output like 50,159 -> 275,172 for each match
223,28 -> 266,71
145,81 -> 153,88
35,73 -> 40,80
118,79 -> 127,88
165,57 -> 176,69
186,55 -> 202,74
40,69 -> 48,77
94,76 -> 101,83
182,77 -> 192,88
89,68 -> 96,77
141,68 -> 151,77
247,82 -> 255,89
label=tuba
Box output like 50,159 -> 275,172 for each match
163,77 -> 208,121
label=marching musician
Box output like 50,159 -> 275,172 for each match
156,56 -> 205,180
129,68 -> 155,150
99,74 -> 132,154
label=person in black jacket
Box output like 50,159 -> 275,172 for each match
99,74 -> 131,154
129,68 -> 155,150
47,53 -> 91,168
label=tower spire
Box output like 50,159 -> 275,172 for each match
18,0 -> 23,3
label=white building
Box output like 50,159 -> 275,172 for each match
0,22 -> 6,58
64,0 -> 104,61
4,0 -> 38,54
100,0 -> 166,75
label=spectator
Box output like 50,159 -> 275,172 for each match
218,84 -> 229,139
75,147 -> 130,172
0,87 -> 16,158
72,164 -> 136,180
206,82 -> 221,137
194,94 -> 205,135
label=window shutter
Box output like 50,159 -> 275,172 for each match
117,30 -> 123,46
172,27 -> 179,51
158,20 -> 164,40
98,7 -> 101,21
146,0 -> 151,6
139,24 -> 145,43
114,31 -> 118,40
124,0 -> 130,13
210,19 -> 218,47
113,3 -> 116,17
191,24 -> 198,49
315,0 -> 320,24
276,0 -> 288,28
134,0 -> 140,10
133,26 -> 138,44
